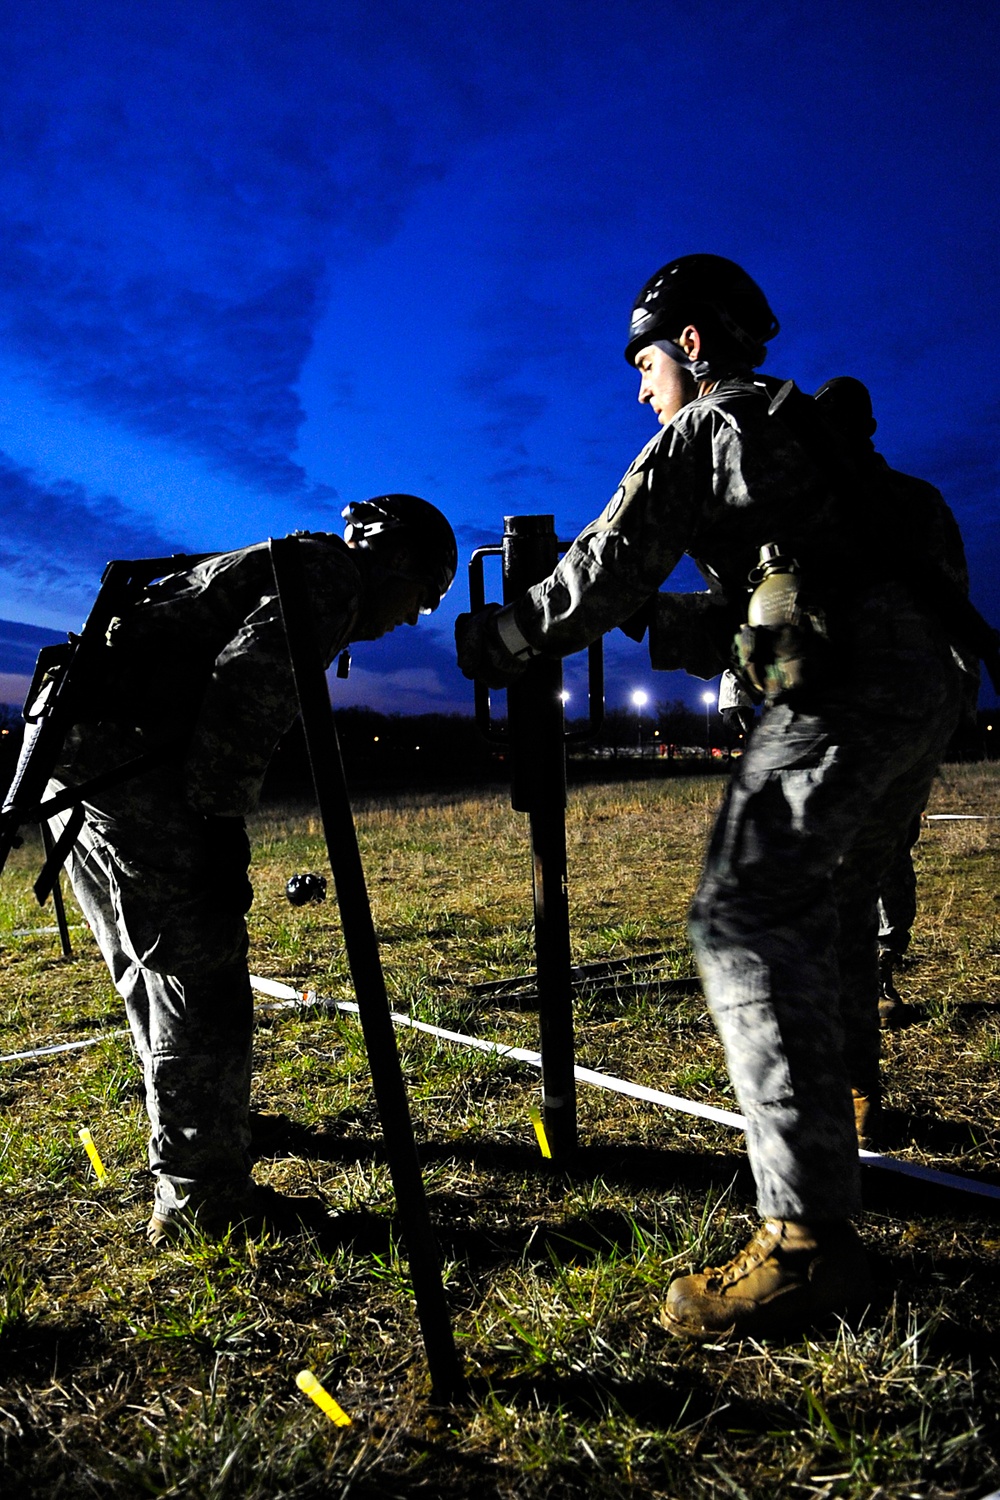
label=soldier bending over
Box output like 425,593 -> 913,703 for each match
43,496 -> 457,1246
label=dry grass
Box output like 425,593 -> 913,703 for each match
1,763 -> 998,1497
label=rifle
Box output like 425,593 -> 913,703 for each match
767,381 -> 1000,693
0,554 -> 205,906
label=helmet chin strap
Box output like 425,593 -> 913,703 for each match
652,339 -> 714,386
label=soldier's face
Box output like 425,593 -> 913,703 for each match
634,344 -> 696,426
359,573 -> 427,639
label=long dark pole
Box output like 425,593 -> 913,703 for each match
502,516 -> 578,1158
269,537 -> 463,1404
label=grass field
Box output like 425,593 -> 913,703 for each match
1,763 -> 999,1498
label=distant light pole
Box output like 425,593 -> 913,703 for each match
702,690 -> 715,757
631,688 -> 649,754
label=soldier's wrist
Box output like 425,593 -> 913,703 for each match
494,604 -> 540,663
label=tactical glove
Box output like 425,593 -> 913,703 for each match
618,596 -> 655,643
455,604 -> 532,688
720,706 -> 757,736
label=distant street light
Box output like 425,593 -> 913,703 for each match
631,688 -> 649,753
702,690 -> 715,756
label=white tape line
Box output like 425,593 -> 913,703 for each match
247,976 -> 302,998
6,975 -> 999,1202
924,814 -> 992,821
248,977 -> 1000,1202
0,1029 -> 129,1063
573,1065 -> 745,1129
9,925 -> 87,938
252,978 -> 546,1066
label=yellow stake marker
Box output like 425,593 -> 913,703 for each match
528,1103 -> 552,1160
295,1369 -> 351,1426
78,1127 -> 107,1183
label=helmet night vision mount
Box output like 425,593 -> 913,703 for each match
342,493 -> 458,614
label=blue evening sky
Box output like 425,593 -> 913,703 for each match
1,0 -> 997,714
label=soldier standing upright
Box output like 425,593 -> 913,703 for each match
812,375 -> 978,1040
456,255 -> 965,1341
39,495 -> 457,1245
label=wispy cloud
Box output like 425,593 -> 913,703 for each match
906,428 -> 1000,521
458,377 -> 548,452
487,462 -> 557,487
0,8 -> 475,494
0,449 -> 181,605
331,665 -> 467,717
0,616 -> 65,710
0,671 -> 35,708
334,615 -> 472,713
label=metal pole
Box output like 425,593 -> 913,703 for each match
268,537 -> 463,1404
502,516 -> 578,1158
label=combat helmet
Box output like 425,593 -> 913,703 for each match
624,254 -> 779,368
813,376 -> 877,439
342,493 -> 458,613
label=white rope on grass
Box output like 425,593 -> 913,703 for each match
8,924 -> 87,937
249,976 -> 1000,1203
4,972 -> 998,1202
0,1030 -> 130,1063
923,814 -> 993,822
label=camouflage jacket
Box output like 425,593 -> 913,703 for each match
507,376 -> 962,697
877,459 -> 978,712
509,377 -> 849,655
877,460 -> 968,595
59,534 -> 362,817
642,453 -> 974,685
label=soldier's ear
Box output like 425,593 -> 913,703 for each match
678,325 -> 701,360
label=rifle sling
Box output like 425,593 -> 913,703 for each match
26,743 -> 181,902
34,806 -> 85,905
29,746 -> 179,823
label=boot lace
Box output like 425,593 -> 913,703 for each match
702,1222 -> 782,1288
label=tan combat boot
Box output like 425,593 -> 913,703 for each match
659,1218 -> 871,1342
878,951 -> 923,1029
147,1182 -> 334,1249
852,1085 -> 883,1150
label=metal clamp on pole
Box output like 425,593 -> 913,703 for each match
469,516 -> 605,1160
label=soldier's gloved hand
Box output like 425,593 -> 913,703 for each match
618,596 -> 655,643
455,604 -> 531,688
203,814 -> 254,916
720,705 -> 756,737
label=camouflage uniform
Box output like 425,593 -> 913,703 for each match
871,463 -> 975,966
504,377 -> 963,1221
48,536 -> 362,1218
877,812 -> 921,959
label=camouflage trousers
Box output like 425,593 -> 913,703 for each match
877,811 -> 922,956
688,629 -> 962,1222
49,772 -> 255,1216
